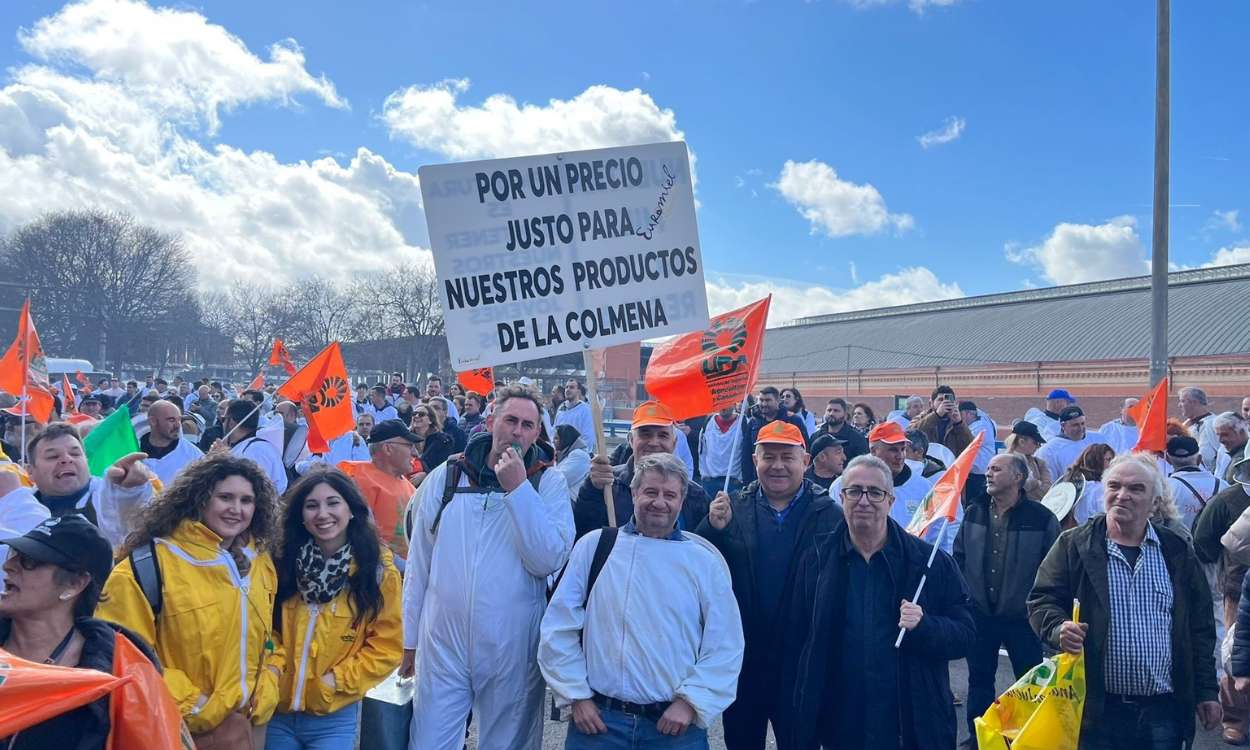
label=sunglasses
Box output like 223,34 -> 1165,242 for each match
8,550 -> 50,571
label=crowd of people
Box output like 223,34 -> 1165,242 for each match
2,372 -> 1250,750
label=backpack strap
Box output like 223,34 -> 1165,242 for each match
429,455 -> 465,537
583,527 -> 619,609
129,540 -> 163,617
1172,474 -> 1212,512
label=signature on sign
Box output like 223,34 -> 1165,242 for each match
636,164 -> 678,241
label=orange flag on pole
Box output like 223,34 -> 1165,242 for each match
456,367 -> 494,395
0,299 -> 54,423
61,374 -> 77,415
1132,377 -> 1170,453
277,342 -> 354,454
107,633 -> 193,750
0,648 -> 128,738
247,371 -> 265,391
644,296 -> 771,421
907,431 -> 985,539
75,370 -> 94,394
269,338 -> 297,376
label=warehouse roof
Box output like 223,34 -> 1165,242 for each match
762,264 -> 1250,374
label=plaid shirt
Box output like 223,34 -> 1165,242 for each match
1104,524 -> 1174,695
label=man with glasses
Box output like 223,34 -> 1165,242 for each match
781,454 -> 974,750
696,421 -> 843,749
340,419 -> 420,563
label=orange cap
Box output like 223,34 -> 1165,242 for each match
868,421 -> 909,445
66,413 -> 98,426
631,400 -> 676,428
756,420 -> 806,447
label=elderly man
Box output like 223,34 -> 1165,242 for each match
1180,386 -> 1220,472
1213,412 -> 1250,485
1098,398 -> 1141,455
1029,454 -> 1221,748
402,386 -> 573,750
0,422 -> 152,549
1166,435 -> 1225,530
911,386 -> 975,458
781,455 -> 974,750
139,399 -> 203,486
888,395 -> 927,429
574,401 -> 710,540
832,421 -> 941,547
696,421 -> 843,749
340,420 -> 420,561
541,453 -> 742,748
1024,388 -> 1076,440
954,453 -> 1059,740
1035,405 -> 1110,485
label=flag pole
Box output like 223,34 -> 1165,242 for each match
582,348 -> 616,527
220,402 -> 263,446
894,516 -> 950,648
722,392 -> 750,496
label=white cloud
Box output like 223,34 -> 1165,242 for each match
705,266 -> 963,326
1206,209 -> 1242,233
773,159 -> 914,238
381,79 -> 688,165
19,0 -> 345,134
846,0 -> 962,14
0,0 -> 425,288
1203,245 -> 1250,267
917,115 -> 966,149
1005,216 -> 1148,285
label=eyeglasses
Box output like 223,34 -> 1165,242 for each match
840,486 -> 892,504
8,550 -> 49,571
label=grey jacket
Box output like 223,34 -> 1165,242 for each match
953,493 -> 1059,619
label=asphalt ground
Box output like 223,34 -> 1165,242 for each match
462,655 -> 1229,749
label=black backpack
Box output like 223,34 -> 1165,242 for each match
548,526 -> 619,720
129,541 -> 164,616
423,452 -> 549,538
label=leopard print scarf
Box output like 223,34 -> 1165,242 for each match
296,539 -> 353,605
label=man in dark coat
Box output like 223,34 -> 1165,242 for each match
696,420 -> 844,749
780,454 -> 975,750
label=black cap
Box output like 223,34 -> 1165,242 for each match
809,433 -> 846,458
1166,435 -> 1200,458
1011,420 -> 1046,444
958,401 -> 978,413
1058,405 -> 1084,422
367,419 -> 420,445
2,514 -> 113,587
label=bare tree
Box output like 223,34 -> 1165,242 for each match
202,281 -> 300,373
354,263 -> 446,376
0,210 -> 194,371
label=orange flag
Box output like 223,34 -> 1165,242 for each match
62,374 -> 77,415
906,431 -> 985,538
107,633 -> 193,750
75,369 -> 94,394
0,299 -> 54,423
0,648 -> 128,738
247,371 -> 265,391
456,367 -> 494,395
277,342 -> 354,454
269,338 -> 297,376
1132,377 -> 1170,453
644,296 -> 770,421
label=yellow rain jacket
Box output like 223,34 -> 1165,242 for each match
270,548 -> 404,715
98,519 -> 281,734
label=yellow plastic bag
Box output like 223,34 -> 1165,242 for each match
975,603 -> 1085,749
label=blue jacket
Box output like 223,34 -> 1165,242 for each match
779,518 -> 974,749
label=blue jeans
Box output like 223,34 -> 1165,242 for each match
565,705 -> 708,749
265,702 -> 361,750
1079,695 -> 1183,750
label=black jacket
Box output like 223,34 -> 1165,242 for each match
779,519 -> 975,750
1027,516 -> 1217,742
420,431 -> 455,473
953,493 -> 1059,619
694,481 -> 844,680
0,618 -> 161,750
573,460 -> 710,540
739,407 -> 810,484
1192,483 -> 1250,597
813,421 -> 869,462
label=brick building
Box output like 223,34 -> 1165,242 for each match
758,264 -> 1250,430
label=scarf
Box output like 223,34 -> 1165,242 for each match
296,539 -> 353,605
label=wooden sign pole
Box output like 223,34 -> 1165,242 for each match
582,348 -> 616,527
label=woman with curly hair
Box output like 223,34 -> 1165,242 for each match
266,469 -> 402,749
1059,443 -> 1117,528
98,453 -> 281,750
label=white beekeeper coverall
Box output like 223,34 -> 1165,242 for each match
402,451 -> 574,750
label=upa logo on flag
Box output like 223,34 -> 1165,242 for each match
304,375 -> 349,414
700,316 -> 749,382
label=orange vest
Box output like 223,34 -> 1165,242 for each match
339,461 -> 414,559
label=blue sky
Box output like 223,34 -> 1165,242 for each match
1,0 -> 1246,323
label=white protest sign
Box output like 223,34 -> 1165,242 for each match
419,141 -> 709,369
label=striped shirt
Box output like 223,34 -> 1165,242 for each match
1104,524 -> 1173,695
